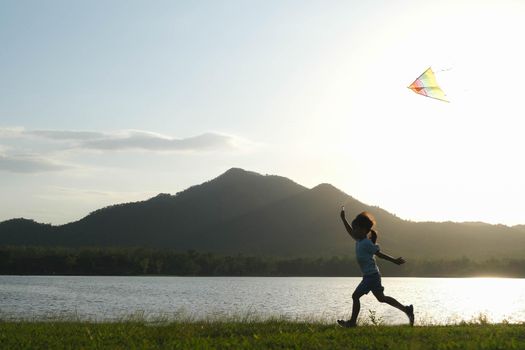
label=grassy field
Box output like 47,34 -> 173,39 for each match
1,320 -> 525,350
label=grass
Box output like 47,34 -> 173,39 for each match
1,318 -> 525,349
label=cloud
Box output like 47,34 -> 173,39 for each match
28,130 -> 105,141
80,130 -> 237,152
0,154 -> 70,173
0,127 -> 24,138
0,127 -> 243,152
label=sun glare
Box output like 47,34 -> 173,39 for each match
447,278 -> 521,322
324,1 -> 525,225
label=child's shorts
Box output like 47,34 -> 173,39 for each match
354,272 -> 384,296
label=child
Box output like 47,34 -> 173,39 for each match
337,209 -> 414,327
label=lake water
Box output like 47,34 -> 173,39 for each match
1,276 -> 525,325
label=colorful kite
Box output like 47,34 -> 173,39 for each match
408,67 -> 449,102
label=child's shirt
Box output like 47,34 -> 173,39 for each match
355,238 -> 380,276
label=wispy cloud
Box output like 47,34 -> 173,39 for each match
0,154 -> 70,173
79,130 -> 237,152
0,127 -> 245,152
28,130 -> 105,141
0,127 -> 252,173
0,127 -> 24,138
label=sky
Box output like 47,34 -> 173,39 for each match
1,0 -> 524,226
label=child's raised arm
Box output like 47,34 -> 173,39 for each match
340,209 -> 359,241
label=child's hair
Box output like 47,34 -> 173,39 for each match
351,211 -> 376,233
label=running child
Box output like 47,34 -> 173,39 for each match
337,209 -> 414,327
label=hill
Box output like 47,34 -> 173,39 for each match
1,168 -> 524,259
513,224 -> 525,232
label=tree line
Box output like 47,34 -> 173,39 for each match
1,246 -> 525,277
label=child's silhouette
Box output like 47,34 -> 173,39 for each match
337,209 -> 414,327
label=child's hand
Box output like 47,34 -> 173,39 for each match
370,230 -> 378,243
394,257 -> 406,265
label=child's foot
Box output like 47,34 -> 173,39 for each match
337,319 -> 356,328
405,305 -> 414,326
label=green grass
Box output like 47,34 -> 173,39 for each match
1,320 -> 525,349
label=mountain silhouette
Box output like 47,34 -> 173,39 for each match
1,168 -> 524,259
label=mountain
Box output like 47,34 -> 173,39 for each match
0,218 -> 55,245
49,168 -> 306,247
513,225 -> 525,232
1,168 -> 524,259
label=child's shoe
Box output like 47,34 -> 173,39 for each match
337,319 -> 357,328
406,305 -> 414,326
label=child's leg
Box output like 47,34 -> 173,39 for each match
349,290 -> 366,324
371,290 -> 407,313
372,289 -> 415,326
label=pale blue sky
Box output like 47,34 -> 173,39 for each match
1,0 -> 524,225
1,1 -> 371,133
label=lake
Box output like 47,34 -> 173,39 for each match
1,276 -> 524,325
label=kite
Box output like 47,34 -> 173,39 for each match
408,67 -> 449,102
